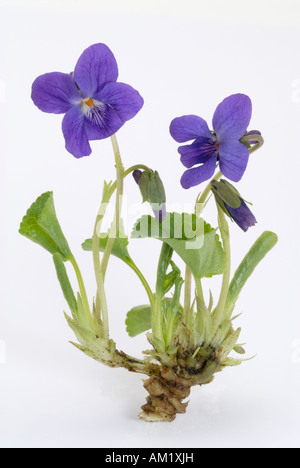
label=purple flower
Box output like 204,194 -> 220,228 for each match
31,43 -> 144,158
169,94 -> 252,189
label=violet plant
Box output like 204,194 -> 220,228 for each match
20,43 -> 277,422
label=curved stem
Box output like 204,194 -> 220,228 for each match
126,259 -> 155,311
105,164 -> 152,199
195,170 -> 222,216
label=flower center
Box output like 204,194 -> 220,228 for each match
81,98 -> 107,128
84,97 -> 94,108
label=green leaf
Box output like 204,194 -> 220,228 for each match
131,213 -> 225,278
19,191 -> 72,260
227,231 -> 278,309
82,232 -> 131,264
125,305 -> 152,337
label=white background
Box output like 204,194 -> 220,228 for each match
1,0 -> 300,448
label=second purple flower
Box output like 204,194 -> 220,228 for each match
170,94 -> 252,189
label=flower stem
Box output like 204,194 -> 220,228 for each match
101,135 -> 125,279
194,275 -> 205,305
183,170 -> 222,322
153,243 -> 173,351
195,170 -> 222,216
69,255 -> 94,329
212,204 -> 231,334
91,158 -> 153,335
92,193 -> 110,337
183,266 -> 192,323
91,134 -> 124,341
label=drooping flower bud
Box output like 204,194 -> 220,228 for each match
240,130 -> 264,151
132,169 -> 166,221
211,179 -> 257,232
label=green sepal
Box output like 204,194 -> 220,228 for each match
132,213 -> 225,279
136,170 -> 166,207
125,305 -> 152,337
148,171 -> 166,205
138,171 -> 151,202
19,191 -> 72,260
211,179 -> 242,209
226,231 -> 278,311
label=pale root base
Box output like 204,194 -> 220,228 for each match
139,366 -> 196,422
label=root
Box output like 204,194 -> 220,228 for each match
139,366 -> 196,422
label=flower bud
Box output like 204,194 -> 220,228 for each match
240,130 -> 264,150
133,169 -> 166,221
211,179 -> 257,232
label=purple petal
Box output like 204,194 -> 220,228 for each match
218,140 -> 249,182
153,203 -> 166,222
82,101 -> 124,140
179,137 -> 217,168
212,94 -> 252,140
181,155 -> 217,189
62,106 -> 91,158
74,43 -> 118,98
31,72 -> 81,114
170,115 -> 212,143
133,170 -> 143,185
225,200 -> 257,232
94,82 -> 144,122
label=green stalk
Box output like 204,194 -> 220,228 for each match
101,134 -> 125,279
195,170 -> 222,216
183,170 -> 222,318
183,266 -> 192,323
91,159 -> 154,336
194,276 -> 205,305
69,255 -> 94,329
212,204 -> 231,334
91,134 -> 124,340
153,243 -> 173,350
92,187 -> 110,331
126,259 -> 156,312
165,277 -> 184,348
